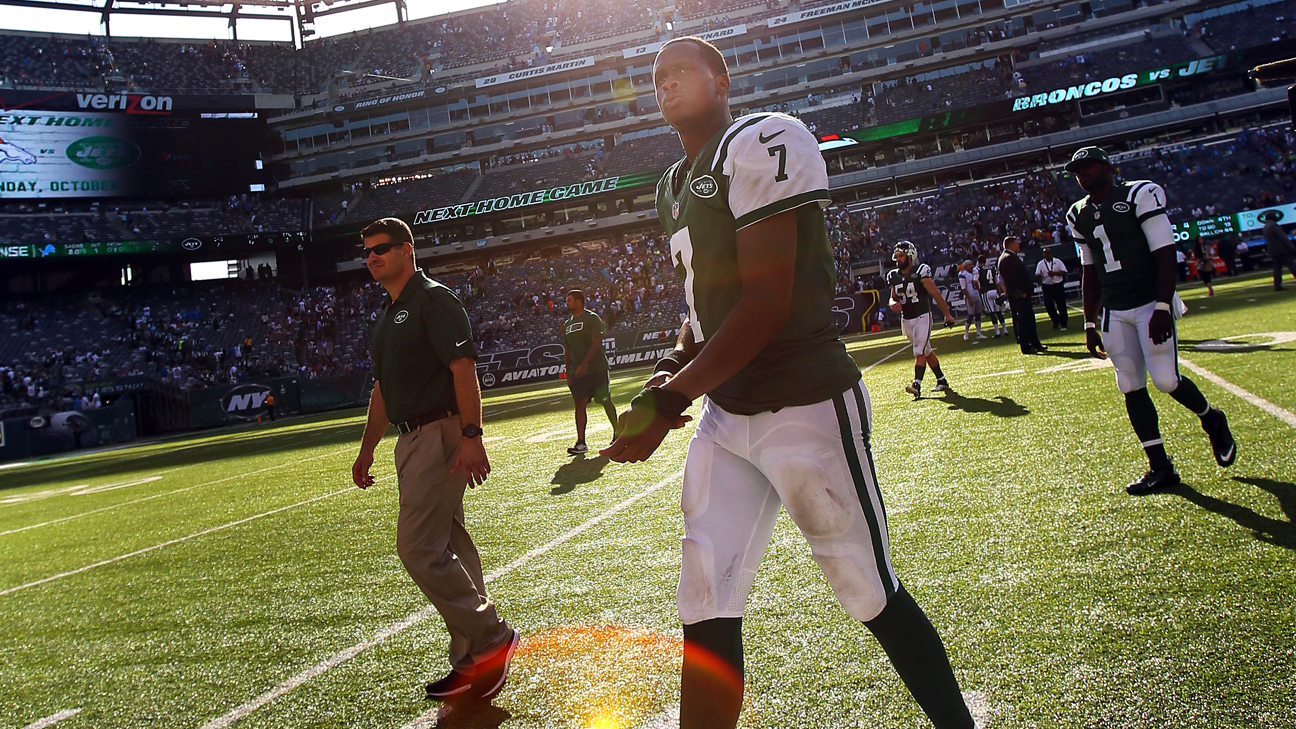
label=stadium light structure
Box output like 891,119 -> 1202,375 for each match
0,0 -> 298,41
295,0 -> 408,40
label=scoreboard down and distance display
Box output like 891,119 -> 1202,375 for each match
0,110 -> 265,199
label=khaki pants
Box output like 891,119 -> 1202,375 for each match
393,416 -> 511,670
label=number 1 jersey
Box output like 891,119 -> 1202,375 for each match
655,112 -> 860,415
1066,179 -> 1172,311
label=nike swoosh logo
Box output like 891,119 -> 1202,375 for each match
758,130 -> 784,144
456,339 -> 470,347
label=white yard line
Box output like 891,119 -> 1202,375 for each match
1180,358 -> 1296,429
197,469 -> 685,729
0,445 -> 356,538
20,708 -> 82,729
967,368 -> 1026,381
0,480 -> 376,598
862,343 -> 913,373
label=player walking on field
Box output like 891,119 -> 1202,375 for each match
887,241 -> 957,397
1066,147 -> 1237,494
958,260 -> 987,341
972,254 -> 1007,337
603,37 -> 976,729
562,289 -> 619,455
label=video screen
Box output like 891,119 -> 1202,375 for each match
0,110 -> 266,199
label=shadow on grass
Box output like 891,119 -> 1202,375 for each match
550,455 -> 610,496
1171,477 -> 1296,551
940,391 -> 1031,418
427,699 -> 511,728
1031,346 -> 1091,360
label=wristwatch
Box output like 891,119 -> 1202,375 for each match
461,424 -> 483,439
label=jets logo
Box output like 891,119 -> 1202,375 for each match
690,175 -> 718,199
1111,202 -> 1131,213
394,310 -> 410,324
220,384 -> 272,420
181,238 -> 203,251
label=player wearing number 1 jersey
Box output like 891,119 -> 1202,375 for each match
887,241 -> 956,397
601,37 -> 975,729
1066,146 -> 1236,495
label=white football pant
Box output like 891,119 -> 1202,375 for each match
1102,300 -> 1181,394
676,379 -> 899,625
901,312 -> 934,357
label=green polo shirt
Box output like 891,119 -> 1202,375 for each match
371,272 -> 476,425
563,310 -> 608,374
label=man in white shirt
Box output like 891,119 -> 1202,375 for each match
1034,247 -> 1069,330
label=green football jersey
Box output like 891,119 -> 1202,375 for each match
563,311 -> 608,373
1066,179 -> 1172,311
655,112 -> 861,415
885,263 -> 934,320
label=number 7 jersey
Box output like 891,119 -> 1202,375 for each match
655,112 -> 861,415
1066,179 -> 1173,311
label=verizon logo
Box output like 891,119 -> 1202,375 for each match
76,93 -> 173,114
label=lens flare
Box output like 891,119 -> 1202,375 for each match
508,624 -> 683,729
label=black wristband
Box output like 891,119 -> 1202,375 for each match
653,350 -> 686,377
630,386 -> 692,422
648,386 -> 692,421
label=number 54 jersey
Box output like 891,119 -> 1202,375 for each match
1066,179 -> 1173,312
655,112 -> 861,415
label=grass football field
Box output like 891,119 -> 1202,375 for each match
3,273 -> 1294,729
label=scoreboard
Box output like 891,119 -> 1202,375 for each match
0,110 -> 266,199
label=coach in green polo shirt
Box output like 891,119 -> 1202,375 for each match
351,217 -> 519,702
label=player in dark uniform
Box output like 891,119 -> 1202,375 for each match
1065,146 -> 1237,494
562,289 -> 618,455
603,37 -> 975,729
886,241 -> 956,397
972,255 -> 1007,337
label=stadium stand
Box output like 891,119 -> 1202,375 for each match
2,0 -> 1293,433
1198,0 -> 1296,52
347,170 -> 478,223
0,198 -> 310,245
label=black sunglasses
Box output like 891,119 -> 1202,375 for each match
361,241 -> 401,258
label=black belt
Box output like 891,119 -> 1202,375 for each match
394,408 -> 457,435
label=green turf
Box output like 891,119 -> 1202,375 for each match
2,274 -> 1294,728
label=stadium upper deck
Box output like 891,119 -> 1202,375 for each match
1,0 -> 1291,260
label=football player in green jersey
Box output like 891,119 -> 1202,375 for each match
563,289 -> 618,455
1066,146 -> 1237,494
886,240 -> 957,397
603,36 -> 976,729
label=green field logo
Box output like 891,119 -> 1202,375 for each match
66,136 -> 140,170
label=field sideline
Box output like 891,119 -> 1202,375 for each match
2,274 -> 1294,729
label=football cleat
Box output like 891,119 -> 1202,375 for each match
426,669 -> 475,700
905,381 -> 921,397
932,379 -> 949,392
963,332 -> 970,341
977,333 -> 988,340
567,442 -> 589,455
1203,408 -> 1237,467
1126,462 -> 1181,495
